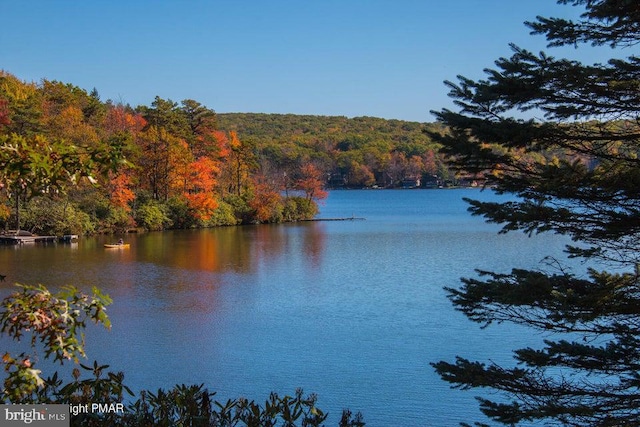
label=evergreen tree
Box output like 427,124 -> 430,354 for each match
429,1 -> 640,425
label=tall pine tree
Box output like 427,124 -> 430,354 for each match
429,1 -> 640,425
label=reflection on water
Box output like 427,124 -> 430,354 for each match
130,223 -> 326,276
0,190 -> 572,426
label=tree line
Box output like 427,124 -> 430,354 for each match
0,72 -> 457,236
217,112 -> 452,188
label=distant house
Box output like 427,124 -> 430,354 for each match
422,174 -> 441,188
456,173 -> 485,188
328,173 -> 347,188
401,177 -> 421,189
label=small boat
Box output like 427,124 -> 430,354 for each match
104,243 -> 130,249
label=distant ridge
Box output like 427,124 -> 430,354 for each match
216,112 -> 440,142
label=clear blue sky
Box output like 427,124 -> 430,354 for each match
1,1 -> 615,122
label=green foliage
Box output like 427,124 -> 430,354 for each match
165,196 -> 199,229
283,196 -> 319,222
21,197 -> 94,235
0,71 -> 43,135
102,206 -> 136,233
223,193 -> 254,224
125,387 -> 333,427
135,200 -> 172,231
218,113 -> 445,188
70,190 -> 133,234
207,199 -> 241,226
429,1 -> 640,425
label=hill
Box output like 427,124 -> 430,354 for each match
217,113 -> 451,188
217,112 -> 437,141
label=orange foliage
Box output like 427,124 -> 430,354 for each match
250,180 -> 283,223
184,156 -> 219,221
229,130 -> 241,150
49,106 -> 99,144
0,203 -> 10,222
184,192 -> 218,221
193,129 -> 230,159
108,171 -> 135,212
221,130 -> 254,196
104,105 -> 146,135
170,138 -> 193,193
213,131 -> 230,158
296,164 -> 328,201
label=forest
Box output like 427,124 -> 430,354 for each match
0,70 -> 451,236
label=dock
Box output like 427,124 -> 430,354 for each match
0,232 -> 61,245
303,217 -> 366,222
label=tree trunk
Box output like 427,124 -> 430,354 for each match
14,190 -> 20,232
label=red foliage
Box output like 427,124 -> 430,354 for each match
104,105 -> 146,134
422,149 -> 438,175
0,98 -> 10,128
296,164 -> 328,201
250,180 -> 283,223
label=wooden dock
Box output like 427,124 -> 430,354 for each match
0,234 -> 58,245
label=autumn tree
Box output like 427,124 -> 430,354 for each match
106,170 -> 136,225
430,1 -> 640,425
0,71 -> 42,136
179,99 -> 218,157
103,103 -> 146,136
386,151 -> 408,186
249,177 -> 284,223
182,156 -> 219,222
138,96 -> 188,137
347,161 -> 375,188
221,130 -> 256,196
136,98 -> 186,203
0,132 -> 127,231
296,163 -> 328,202
40,80 -> 106,134
46,105 -> 99,146
135,125 -> 176,201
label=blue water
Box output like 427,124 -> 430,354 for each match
0,189 -> 572,426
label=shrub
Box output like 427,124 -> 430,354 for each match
21,197 -> 94,235
223,194 -> 254,224
206,199 -> 240,226
135,200 -> 171,231
283,196 -> 318,221
166,196 -> 199,229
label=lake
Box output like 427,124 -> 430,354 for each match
0,189 -> 572,426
